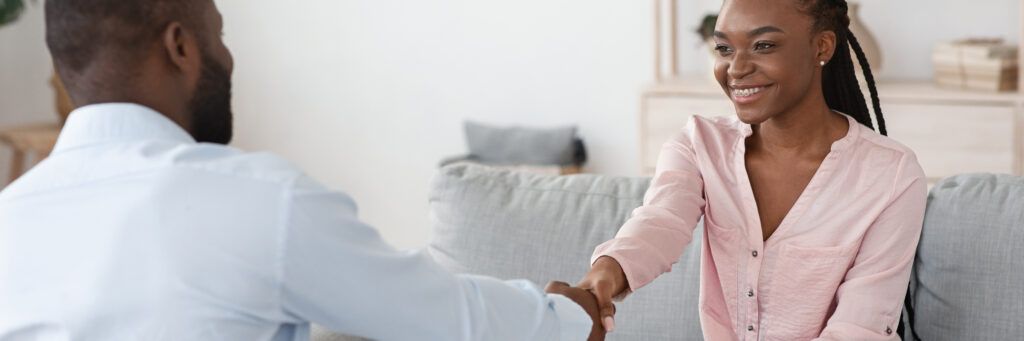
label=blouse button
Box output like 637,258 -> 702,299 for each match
752,250 -> 758,257
747,290 -> 754,297
885,327 -> 893,335
747,325 -> 755,331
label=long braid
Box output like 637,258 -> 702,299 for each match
822,30 -> 873,130
848,32 -> 887,135
800,0 -> 887,136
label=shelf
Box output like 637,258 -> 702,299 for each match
644,75 -> 1024,106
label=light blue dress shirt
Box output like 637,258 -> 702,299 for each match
0,103 -> 591,341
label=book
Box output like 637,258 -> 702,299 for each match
934,39 -> 1018,60
932,39 -> 1019,92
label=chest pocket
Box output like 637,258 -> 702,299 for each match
764,242 -> 858,340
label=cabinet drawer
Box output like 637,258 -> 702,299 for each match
641,96 -> 733,172
883,104 -> 1017,180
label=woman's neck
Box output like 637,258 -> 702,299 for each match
748,97 -> 848,158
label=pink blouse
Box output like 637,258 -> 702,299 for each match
593,114 -> 927,340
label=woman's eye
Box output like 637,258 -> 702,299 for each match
714,44 -> 733,55
754,42 -> 776,50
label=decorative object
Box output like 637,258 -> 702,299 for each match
0,0 -> 26,26
50,71 -> 74,122
933,38 -> 1019,92
695,14 -> 717,43
696,13 -> 719,83
439,121 -> 587,175
847,1 -> 883,73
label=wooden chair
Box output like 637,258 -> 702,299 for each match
0,123 -> 61,185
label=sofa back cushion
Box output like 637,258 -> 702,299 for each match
911,174 -> 1024,340
428,164 -> 704,340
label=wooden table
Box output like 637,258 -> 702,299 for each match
0,123 -> 62,184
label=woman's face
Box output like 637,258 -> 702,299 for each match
712,0 -> 833,124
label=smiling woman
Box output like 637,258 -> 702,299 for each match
711,0 -> 885,136
575,0 -> 928,340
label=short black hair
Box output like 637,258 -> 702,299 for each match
45,0 -> 205,77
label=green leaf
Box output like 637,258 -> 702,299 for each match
0,0 -> 26,27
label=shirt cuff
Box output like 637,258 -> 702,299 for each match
547,293 -> 593,341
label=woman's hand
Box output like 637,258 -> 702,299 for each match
576,256 -> 628,333
544,281 -> 606,341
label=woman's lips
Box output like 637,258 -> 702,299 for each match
730,84 -> 771,105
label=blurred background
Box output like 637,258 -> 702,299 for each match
1,0 -> 1020,249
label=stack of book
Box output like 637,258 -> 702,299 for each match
933,39 -> 1018,92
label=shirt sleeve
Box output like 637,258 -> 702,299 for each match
591,119 -> 706,291
276,176 -> 592,340
814,154 -> 928,341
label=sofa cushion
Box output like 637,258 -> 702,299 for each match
464,121 -> 578,166
910,174 -> 1024,340
428,164 -> 703,340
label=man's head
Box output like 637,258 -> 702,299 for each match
45,0 -> 235,144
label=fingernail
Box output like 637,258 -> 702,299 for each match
603,316 -> 615,332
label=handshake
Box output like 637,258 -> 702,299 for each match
544,256 -> 628,341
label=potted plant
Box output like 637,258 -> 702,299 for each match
696,14 -> 718,82
1,0 -> 74,123
696,14 -> 717,45
0,0 -> 26,26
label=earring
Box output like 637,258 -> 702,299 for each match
819,60 -> 827,67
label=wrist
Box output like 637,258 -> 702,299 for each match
592,256 -> 628,294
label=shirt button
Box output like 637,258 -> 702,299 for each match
885,327 -> 892,335
752,250 -> 758,257
747,325 -> 755,331
747,290 -> 754,297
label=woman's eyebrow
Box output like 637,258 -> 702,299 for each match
713,26 -> 786,39
748,26 -> 785,37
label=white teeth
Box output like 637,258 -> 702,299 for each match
732,86 -> 765,98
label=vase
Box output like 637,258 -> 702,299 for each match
49,67 -> 73,124
705,40 -> 719,84
847,2 -> 883,74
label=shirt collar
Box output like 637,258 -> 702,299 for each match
736,111 -> 860,152
52,103 -> 196,154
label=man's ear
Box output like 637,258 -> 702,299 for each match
161,22 -> 201,78
816,30 -> 837,63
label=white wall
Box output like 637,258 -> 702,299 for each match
1,1 -> 1020,249
218,0 -> 653,249
0,5 -> 59,183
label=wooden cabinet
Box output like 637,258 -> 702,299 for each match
638,78 -> 1024,181
884,103 -> 1019,180
640,95 -> 733,170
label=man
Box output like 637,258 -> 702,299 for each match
0,0 -> 605,340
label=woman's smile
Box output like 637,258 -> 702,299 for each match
730,83 -> 774,105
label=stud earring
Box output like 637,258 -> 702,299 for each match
819,61 -> 827,67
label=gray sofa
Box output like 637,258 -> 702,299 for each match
316,164 -> 1023,340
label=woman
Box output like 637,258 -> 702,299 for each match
576,0 -> 926,340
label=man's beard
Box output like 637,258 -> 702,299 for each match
188,53 -> 233,144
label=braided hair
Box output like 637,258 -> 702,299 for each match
798,0 -> 887,136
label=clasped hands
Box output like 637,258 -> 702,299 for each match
544,256 -> 627,341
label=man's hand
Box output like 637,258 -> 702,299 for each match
545,281 -> 606,341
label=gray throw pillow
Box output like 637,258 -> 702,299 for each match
910,174 -> 1024,340
428,164 -> 704,340
464,121 -> 577,166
